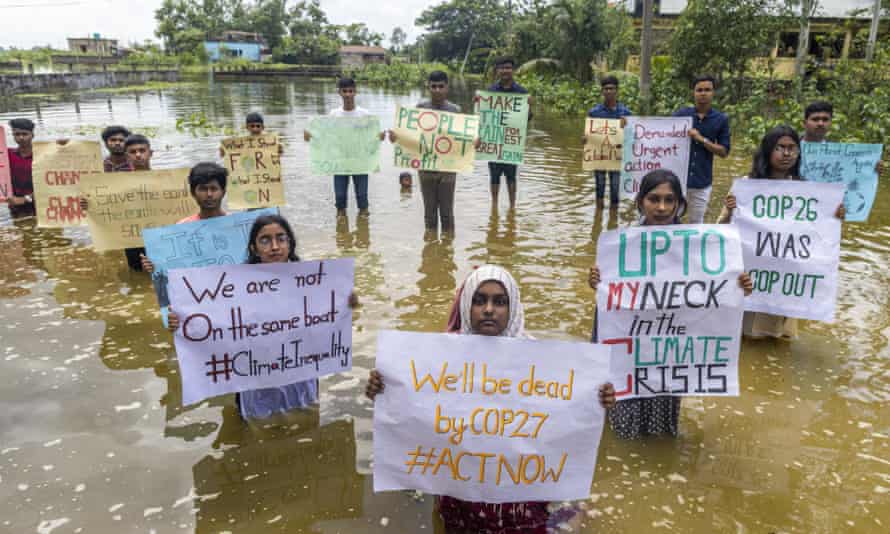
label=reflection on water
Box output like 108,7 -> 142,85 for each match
1,80 -> 889,532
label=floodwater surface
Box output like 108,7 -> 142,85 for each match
1,79 -> 888,533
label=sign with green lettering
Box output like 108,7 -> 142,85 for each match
473,91 -> 529,164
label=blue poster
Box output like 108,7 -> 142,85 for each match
143,208 -> 278,324
801,142 -> 883,222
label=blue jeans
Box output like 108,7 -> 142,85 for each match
333,175 -> 369,210
595,171 -> 620,205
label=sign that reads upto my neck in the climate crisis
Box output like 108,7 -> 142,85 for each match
392,106 -> 478,172
167,259 -> 354,406
621,117 -> 691,199
731,179 -> 843,322
596,225 -> 745,399
373,330 -> 611,503
473,91 -> 529,164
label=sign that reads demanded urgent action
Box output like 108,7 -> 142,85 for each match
596,225 -> 745,399
32,140 -> 104,227
392,106 -> 478,172
800,141 -> 884,222
373,330 -> 610,503
731,179 -> 843,322
168,259 -> 355,406
473,91 -> 529,164
221,134 -> 284,210
308,115 -> 381,175
583,118 -> 623,172
621,117 -> 691,199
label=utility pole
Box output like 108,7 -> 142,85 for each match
639,0 -> 654,114
866,0 -> 882,62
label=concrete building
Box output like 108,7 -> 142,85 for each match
67,34 -> 119,56
204,31 -> 265,62
339,46 -> 387,67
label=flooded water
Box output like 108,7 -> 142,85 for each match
1,79 -> 888,533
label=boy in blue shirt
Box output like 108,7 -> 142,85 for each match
587,75 -> 632,209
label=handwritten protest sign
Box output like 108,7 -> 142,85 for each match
621,117 -> 691,199
143,208 -> 278,326
220,134 -> 284,209
731,179 -> 843,322
583,118 -> 622,171
373,330 -> 610,503
473,91 -> 529,164
32,140 -> 103,227
79,169 -> 192,251
800,141 -> 884,222
308,116 -> 381,175
167,259 -> 354,406
0,126 -> 11,201
596,225 -> 745,399
392,106 -> 478,173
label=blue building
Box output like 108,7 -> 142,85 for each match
204,31 -> 265,62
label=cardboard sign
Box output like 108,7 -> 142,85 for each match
0,126 -> 11,201
167,259 -> 355,406
621,117 -> 691,199
32,140 -> 103,227
596,225 -> 745,398
308,116 -> 381,175
392,106 -> 478,173
583,118 -> 623,171
373,330 -> 610,503
80,169 -> 192,251
731,179 -> 843,322
473,91 -> 529,164
220,134 -> 284,209
800,141 -> 884,222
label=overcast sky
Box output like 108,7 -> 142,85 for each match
0,0 -> 431,49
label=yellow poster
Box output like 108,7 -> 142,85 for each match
80,169 -> 193,251
220,134 -> 284,209
32,141 -> 103,227
392,106 -> 478,173
582,118 -> 623,172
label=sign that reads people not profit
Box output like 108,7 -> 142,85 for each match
596,225 -> 745,399
731,179 -> 843,322
220,134 -> 284,210
373,330 -> 610,503
80,169 -> 193,251
167,259 -> 355,406
308,116 -> 381,175
800,141 -> 884,222
583,118 -> 623,172
32,140 -> 103,227
621,117 -> 691,199
392,106 -> 478,173
473,91 -> 529,165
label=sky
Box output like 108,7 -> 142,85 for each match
0,0 -> 431,50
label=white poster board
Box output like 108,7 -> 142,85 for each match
620,116 -> 691,199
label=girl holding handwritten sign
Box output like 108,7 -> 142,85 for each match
589,170 -> 753,439
167,214 -> 359,420
367,265 -> 615,531
717,126 -> 844,340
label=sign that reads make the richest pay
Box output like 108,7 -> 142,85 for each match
373,330 -> 611,503
474,91 -> 529,165
167,259 -> 355,406
621,117 -> 691,199
596,225 -> 745,399
392,106 -> 478,172
732,179 -> 843,322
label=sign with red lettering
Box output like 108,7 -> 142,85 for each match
32,140 -> 103,227
392,106 -> 478,172
0,126 -> 11,201
621,117 -> 691,199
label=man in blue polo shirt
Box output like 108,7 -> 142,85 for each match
673,75 -> 730,223
587,75 -> 632,209
487,56 -> 532,209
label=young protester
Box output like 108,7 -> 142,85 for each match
487,56 -> 532,209
398,171 -> 412,191
123,134 -> 153,171
101,125 -> 132,172
219,112 -> 284,158
802,101 -> 884,175
5,118 -> 36,218
167,214 -> 358,420
366,264 -> 616,531
588,170 -> 753,439
586,75 -> 633,209
304,78 -> 384,217
673,75 -> 731,224
717,125 -> 844,340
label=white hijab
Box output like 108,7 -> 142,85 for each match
458,265 -> 527,338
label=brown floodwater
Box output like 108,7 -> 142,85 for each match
1,79 -> 888,533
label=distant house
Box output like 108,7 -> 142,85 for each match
204,31 -> 265,62
67,34 -> 119,56
339,46 -> 387,67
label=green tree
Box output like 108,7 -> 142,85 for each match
390,27 -> 408,53
546,0 -> 610,81
245,0 -> 288,49
415,0 -> 510,73
274,0 -> 341,64
341,23 -> 385,47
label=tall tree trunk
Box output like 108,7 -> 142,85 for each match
866,0 -> 881,61
639,0 -> 654,114
794,0 -> 815,95
460,32 -> 475,77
